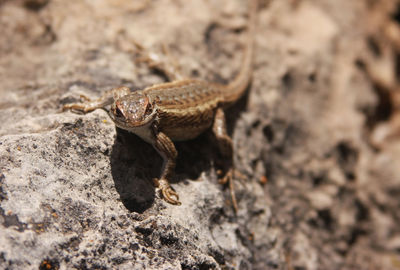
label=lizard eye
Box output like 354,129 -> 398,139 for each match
114,107 -> 124,118
145,102 -> 153,115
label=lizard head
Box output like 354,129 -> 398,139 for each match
110,92 -> 156,129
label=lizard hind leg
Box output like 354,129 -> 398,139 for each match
212,108 -> 241,213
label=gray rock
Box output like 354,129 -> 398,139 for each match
1,0 -> 400,269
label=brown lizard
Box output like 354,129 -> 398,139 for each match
63,0 -> 258,210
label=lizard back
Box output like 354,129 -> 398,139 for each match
144,79 -> 223,141
142,0 -> 257,141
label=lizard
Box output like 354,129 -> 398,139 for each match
63,0 -> 258,210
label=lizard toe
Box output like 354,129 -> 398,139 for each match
162,187 -> 181,205
156,178 -> 181,205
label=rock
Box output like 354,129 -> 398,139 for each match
1,0 -> 400,269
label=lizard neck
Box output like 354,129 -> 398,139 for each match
114,118 -> 156,144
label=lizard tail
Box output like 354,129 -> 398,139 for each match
221,0 -> 258,107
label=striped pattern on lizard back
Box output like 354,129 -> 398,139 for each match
144,79 -> 223,141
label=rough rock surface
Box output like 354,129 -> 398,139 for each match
1,0 -> 400,269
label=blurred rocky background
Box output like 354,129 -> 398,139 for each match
0,0 -> 400,269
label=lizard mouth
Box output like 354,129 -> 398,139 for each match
109,106 -> 156,129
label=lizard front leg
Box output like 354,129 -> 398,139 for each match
132,41 -> 184,81
63,86 -> 130,113
152,130 -> 181,205
212,107 -> 239,212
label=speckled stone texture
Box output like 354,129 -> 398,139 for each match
1,0 -> 400,269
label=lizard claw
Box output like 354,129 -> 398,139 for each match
218,169 -> 233,185
62,103 -> 92,113
154,178 -> 182,205
218,168 -> 240,213
79,94 -> 92,102
62,94 -> 94,113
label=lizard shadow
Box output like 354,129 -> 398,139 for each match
110,129 -> 158,213
110,129 -> 211,213
110,86 -> 250,213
